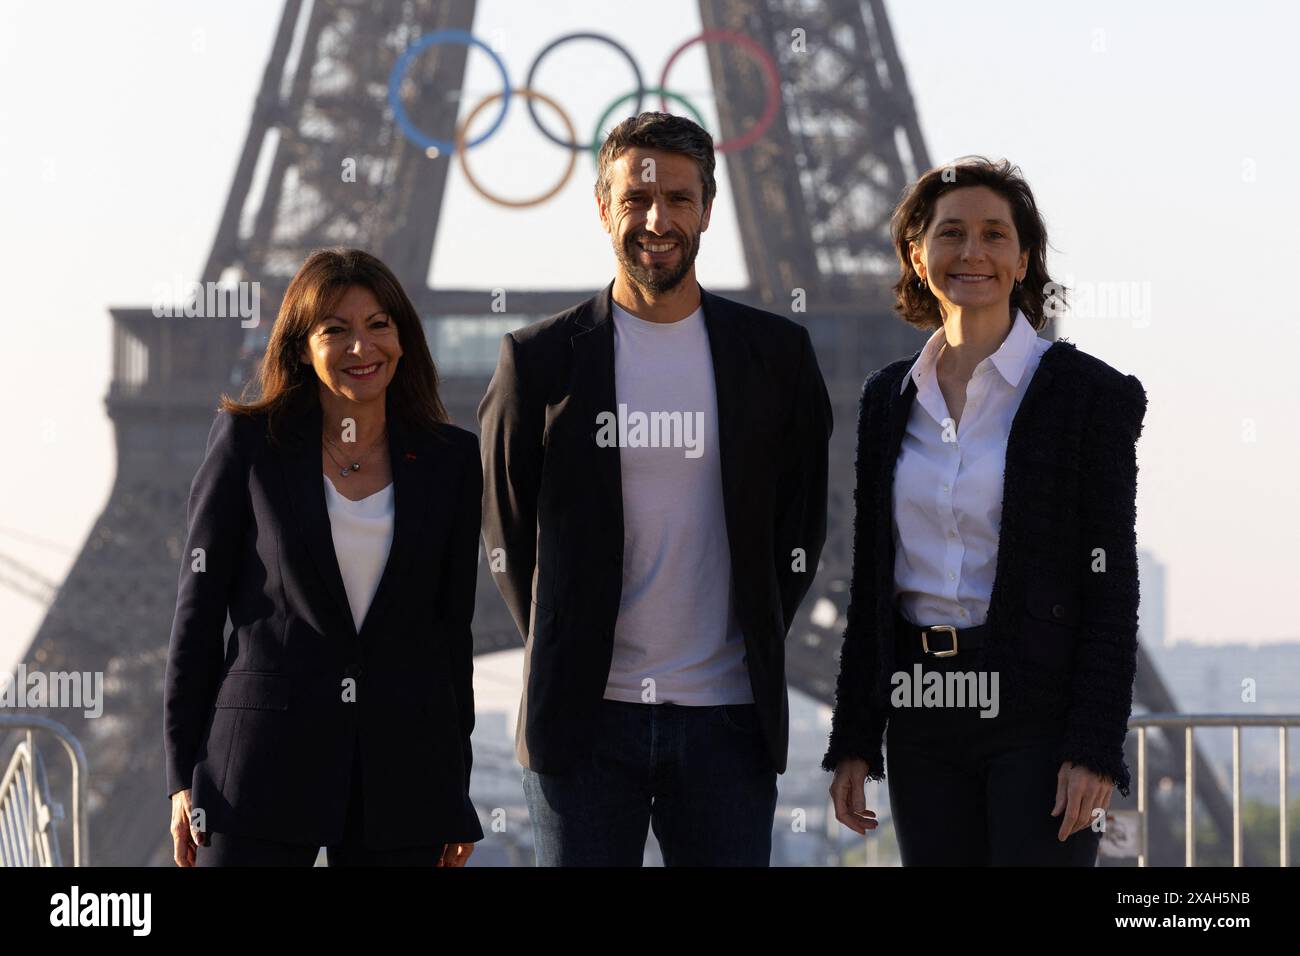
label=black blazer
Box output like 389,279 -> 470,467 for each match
822,338 -> 1147,795
163,393 -> 485,849
478,282 -> 832,774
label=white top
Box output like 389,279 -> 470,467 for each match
892,309 -> 1051,627
323,476 -> 395,633
601,302 -> 753,706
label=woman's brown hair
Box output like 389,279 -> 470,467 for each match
219,247 -> 448,442
890,156 -> 1065,331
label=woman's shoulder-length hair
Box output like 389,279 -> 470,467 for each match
216,247 -> 450,446
889,155 -> 1067,333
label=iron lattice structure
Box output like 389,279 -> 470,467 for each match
16,0 -> 1208,865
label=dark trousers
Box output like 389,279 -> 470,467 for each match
885,645 -> 1101,866
522,699 -> 778,866
196,731 -> 439,867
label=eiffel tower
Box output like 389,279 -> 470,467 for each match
12,0 -> 1214,865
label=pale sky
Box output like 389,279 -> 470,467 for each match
2,0 -> 1299,686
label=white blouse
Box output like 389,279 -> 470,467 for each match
892,310 -> 1050,628
323,476 -> 395,633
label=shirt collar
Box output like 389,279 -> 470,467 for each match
900,308 -> 1038,394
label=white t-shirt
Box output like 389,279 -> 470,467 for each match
323,476 -> 395,633
601,302 -> 753,706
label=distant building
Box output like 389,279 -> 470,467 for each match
1138,549 -> 1168,647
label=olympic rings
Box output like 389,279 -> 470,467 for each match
525,32 -> 644,152
658,30 -> 781,153
387,30 -> 512,156
591,88 -> 709,165
387,28 -> 784,207
455,89 -> 579,208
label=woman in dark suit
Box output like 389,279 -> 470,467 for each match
823,157 -> 1147,865
164,248 -> 484,866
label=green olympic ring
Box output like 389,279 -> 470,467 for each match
590,87 -> 709,167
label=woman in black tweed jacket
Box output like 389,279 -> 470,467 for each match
823,157 -> 1147,865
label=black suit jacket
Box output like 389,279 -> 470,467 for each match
163,393 -> 485,848
822,338 -> 1148,794
478,282 -> 832,774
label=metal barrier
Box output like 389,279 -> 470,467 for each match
1131,713 -> 1297,867
0,716 -> 89,866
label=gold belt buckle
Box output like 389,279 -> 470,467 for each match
922,625 -> 959,658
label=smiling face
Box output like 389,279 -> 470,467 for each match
597,146 -> 712,294
299,284 -> 402,405
910,185 -> 1029,319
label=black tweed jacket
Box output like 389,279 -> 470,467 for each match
821,338 -> 1147,795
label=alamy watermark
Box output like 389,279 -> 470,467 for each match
1043,275 -> 1152,328
151,277 -> 260,328
0,664 -> 103,718
595,405 -> 705,459
49,886 -> 150,935
891,664 -> 1000,718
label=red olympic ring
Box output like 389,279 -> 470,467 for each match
657,30 -> 781,153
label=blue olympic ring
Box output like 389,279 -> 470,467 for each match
525,32 -> 644,152
387,29 -> 512,155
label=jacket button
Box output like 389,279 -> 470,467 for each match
1051,604 -> 1066,619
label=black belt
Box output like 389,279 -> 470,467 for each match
893,606 -> 988,658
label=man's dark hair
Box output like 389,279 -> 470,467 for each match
595,112 -> 717,208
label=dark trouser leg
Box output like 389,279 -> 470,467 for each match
196,832 -> 319,866
984,717 -> 1101,866
886,707 -> 990,866
521,700 -> 653,866
885,641 -> 1102,867
650,703 -> 777,867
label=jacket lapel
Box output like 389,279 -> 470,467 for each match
281,399 -> 358,641
876,355 -> 920,598
699,286 -> 745,564
986,341 -> 1059,610
279,394 -> 436,643
570,282 -> 624,539
356,405 -> 437,642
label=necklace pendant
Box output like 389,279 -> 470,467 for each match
349,462 -> 360,472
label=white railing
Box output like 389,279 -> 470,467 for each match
1131,713 -> 1297,867
0,716 -> 89,866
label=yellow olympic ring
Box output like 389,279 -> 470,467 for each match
454,88 -> 578,209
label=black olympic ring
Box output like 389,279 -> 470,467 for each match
524,32 -> 645,152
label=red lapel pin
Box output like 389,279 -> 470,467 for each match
404,451 -> 417,461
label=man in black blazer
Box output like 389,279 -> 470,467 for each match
478,112 -> 832,865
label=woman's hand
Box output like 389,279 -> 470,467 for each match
169,788 -> 202,867
829,758 -> 879,835
436,842 -> 474,867
1052,761 -> 1114,841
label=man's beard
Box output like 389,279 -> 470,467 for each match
615,229 -> 701,294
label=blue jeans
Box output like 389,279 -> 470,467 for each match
522,699 -> 778,866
